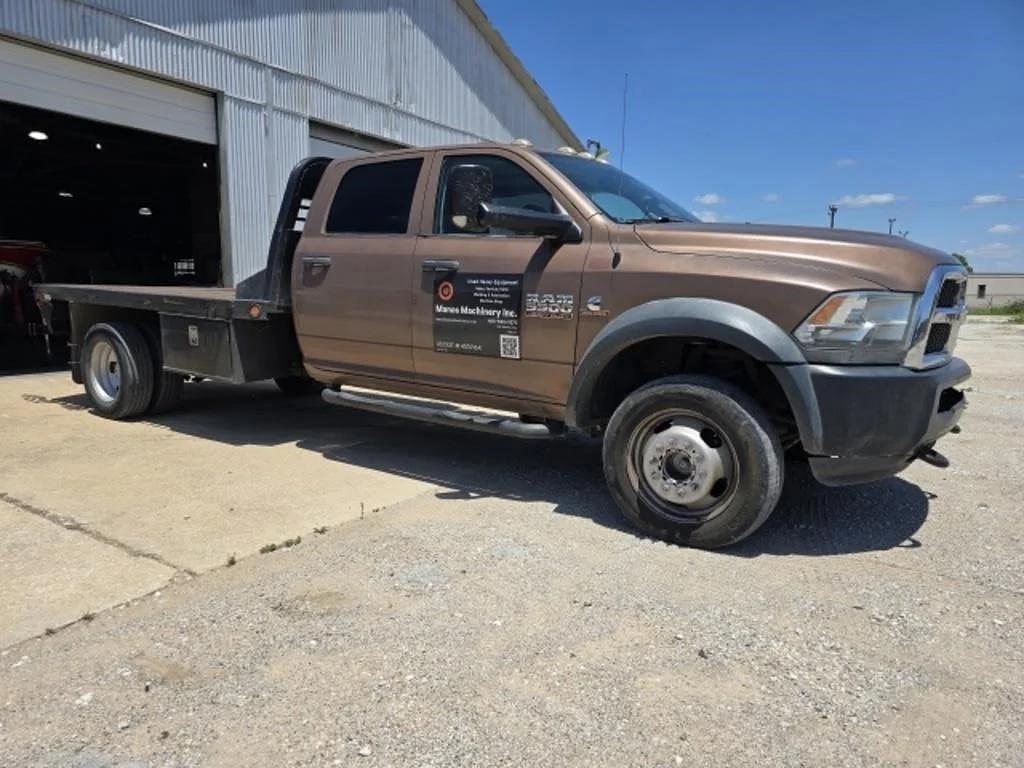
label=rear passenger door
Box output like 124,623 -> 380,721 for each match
411,149 -> 590,405
292,153 -> 429,381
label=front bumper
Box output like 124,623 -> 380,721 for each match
800,357 -> 970,486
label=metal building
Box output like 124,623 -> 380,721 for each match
0,0 -> 579,369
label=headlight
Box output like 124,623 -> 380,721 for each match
793,291 -> 917,364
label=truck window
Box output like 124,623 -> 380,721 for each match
435,155 -> 555,235
325,158 -> 423,234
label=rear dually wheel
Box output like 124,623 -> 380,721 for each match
81,321 -> 155,420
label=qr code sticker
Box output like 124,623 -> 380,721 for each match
499,334 -> 521,360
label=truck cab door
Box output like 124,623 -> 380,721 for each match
292,152 -> 430,382
412,150 -> 590,405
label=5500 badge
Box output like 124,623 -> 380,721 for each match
525,292 -> 574,319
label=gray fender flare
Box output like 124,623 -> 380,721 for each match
566,298 -> 824,453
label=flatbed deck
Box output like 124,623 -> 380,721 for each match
37,284 -> 241,320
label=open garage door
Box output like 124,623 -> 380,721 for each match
0,41 -> 220,372
0,38 -> 216,144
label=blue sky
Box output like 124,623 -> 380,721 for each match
481,0 -> 1024,272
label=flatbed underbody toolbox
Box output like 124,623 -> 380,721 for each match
160,313 -> 299,383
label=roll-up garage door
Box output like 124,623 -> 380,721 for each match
309,122 -> 402,160
0,38 -> 216,144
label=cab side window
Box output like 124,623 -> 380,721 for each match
435,155 -> 555,235
325,158 -> 423,234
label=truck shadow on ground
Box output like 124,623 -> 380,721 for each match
50,380 -> 930,557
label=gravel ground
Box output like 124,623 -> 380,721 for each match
1,320 -> 1022,768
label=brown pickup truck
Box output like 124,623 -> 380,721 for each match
36,142 -> 970,548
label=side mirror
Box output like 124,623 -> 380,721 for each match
478,203 -> 582,243
446,164 -> 493,232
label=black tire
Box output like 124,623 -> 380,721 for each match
81,322 -> 155,420
603,374 -> 783,549
274,375 -> 322,396
149,370 -> 185,414
137,323 -> 185,415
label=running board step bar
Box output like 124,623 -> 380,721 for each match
322,388 -> 561,439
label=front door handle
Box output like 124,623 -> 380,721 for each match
302,256 -> 332,267
421,259 -> 460,273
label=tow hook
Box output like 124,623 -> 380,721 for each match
915,445 -> 950,469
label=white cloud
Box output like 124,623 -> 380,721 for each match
762,193 -> 780,203
694,193 -> 723,205
696,210 -> 719,223
964,242 -> 1020,261
833,193 -> 898,208
960,242 -> 1024,270
971,194 -> 1008,206
977,242 -> 1012,253
989,224 -> 1019,234
835,158 -> 857,167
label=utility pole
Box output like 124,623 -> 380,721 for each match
828,205 -> 838,229
888,217 -> 896,235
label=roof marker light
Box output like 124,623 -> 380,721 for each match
138,207 -> 152,216
28,131 -> 48,141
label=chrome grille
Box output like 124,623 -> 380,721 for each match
904,266 -> 967,370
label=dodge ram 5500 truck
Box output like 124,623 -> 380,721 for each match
36,143 -> 970,548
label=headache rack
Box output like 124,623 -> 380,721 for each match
904,265 -> 968,370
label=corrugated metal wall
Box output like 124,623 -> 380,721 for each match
0,0 -> 574,284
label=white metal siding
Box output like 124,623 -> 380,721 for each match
0,0 -> 576,284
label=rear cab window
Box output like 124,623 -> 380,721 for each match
325,157 -> 424,234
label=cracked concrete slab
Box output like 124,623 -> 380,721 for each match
0,498 -> 175,648
0,374 -> 438,575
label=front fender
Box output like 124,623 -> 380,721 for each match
567,298 -> 824,451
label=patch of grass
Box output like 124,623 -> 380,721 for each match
226,554 -> 237,567
313,526 -> 328,535
44,627 -> 56,636
259,536 -> 302,554
972,300 -> 1024,316
80,611 -> 95,623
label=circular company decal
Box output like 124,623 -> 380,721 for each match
438,280 -> 455,302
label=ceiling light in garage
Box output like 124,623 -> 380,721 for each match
58,191 -> 73,198
95,143 -> 103,150
138,207 -> 153,216
28,130 -> 49,141
202,161 -> 208,168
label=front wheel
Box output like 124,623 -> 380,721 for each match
603,375 -> 783,549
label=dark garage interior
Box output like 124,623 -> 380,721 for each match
0,100 -> 221,371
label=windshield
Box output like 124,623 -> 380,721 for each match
539,151 -> 699,224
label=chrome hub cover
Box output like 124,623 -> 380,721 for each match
639,420 -> 731,509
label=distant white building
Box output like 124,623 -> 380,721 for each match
966,273 -> 1024,309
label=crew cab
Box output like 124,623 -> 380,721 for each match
36,142 -> 970,548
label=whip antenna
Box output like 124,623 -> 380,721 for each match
612,72 -> 629,266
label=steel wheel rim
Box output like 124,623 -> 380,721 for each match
625,408 -> 739,522
87,338 -> 121,406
